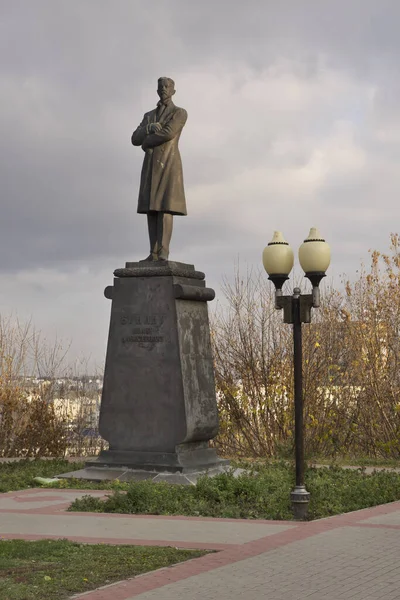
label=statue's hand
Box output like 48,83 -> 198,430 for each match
149,122 -> 163,133
142,139 -> 153,152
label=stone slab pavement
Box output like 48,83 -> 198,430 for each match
0,489 -> 399,599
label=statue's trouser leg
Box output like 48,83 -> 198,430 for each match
147,212 -> 159,257
157,213 -> 173,260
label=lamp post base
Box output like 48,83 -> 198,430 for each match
291,485 -> 310,520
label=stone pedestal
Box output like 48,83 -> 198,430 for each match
59,260 -> 229,484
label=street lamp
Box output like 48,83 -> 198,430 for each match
262,228 -> 331,519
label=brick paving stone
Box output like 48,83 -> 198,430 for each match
359,511 -> 400,526
116,526 -> 400,600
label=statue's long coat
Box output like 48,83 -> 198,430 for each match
131,102 -> 187,215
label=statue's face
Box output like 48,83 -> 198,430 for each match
157,79 -> 175,102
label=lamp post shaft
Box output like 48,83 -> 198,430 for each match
290,287 -> 310,519
292,290 -> 304,488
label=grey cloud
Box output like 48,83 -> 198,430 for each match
2,0 -> 400,367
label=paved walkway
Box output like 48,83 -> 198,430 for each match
0,489 -> 399,599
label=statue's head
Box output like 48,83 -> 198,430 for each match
157,77 -> 176,102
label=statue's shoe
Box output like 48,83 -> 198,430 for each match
142,253 -> 157,262
158,248 -> 169,261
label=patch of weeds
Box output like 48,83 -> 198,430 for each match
70,464 -> 294,520
69,462 -> 400,521
0,538 -> 206,600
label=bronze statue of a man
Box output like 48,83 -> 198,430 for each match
131,77 -> 187,261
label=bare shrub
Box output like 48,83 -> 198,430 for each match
336,234 -> 400,457
212,237 -> 400,460
0,316 -> 69,457
0,317 -> 105,458
211,268 -> 293,458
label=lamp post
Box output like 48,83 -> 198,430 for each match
262,228 -> 331,520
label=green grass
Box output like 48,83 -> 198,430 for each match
308,455 -> 400,468
232,456 -> 400,469
0,460 -> 87,493
0,459 -> 138,494
68,463 -> 400,521
0,539 -> 206,600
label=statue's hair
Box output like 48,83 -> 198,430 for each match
158,77 -> 175,87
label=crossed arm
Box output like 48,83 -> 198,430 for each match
131,109 -> 187,150
131,113 -> 152,146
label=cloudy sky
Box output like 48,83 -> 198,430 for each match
1,0 -> 400,371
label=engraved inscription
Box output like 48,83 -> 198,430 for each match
120,314 -> 164,326
120,312 -> 165,350
122,335 -> 164,344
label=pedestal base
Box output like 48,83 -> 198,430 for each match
57,465 -> 236,486
90,442 -> 227,471
57,442 -> 233,485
